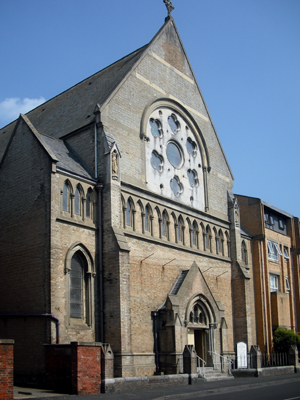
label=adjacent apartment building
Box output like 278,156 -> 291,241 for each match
236,195 -> 300,353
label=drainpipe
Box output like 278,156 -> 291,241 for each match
0,313 -> 60,344
151,311 -> 160,373
260,241 -> 268,353
291,253 -> 298,332
95,123 -> 98,179
96,183 -> 104,343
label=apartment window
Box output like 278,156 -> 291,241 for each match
267,240 -> 282,262
286,277 -> 290,291
283,246 -> 289,260
270,274 -> 279,292
265,212 -> 274,229
279,219 -> 285,230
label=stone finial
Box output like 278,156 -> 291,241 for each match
163,0 -> 174,17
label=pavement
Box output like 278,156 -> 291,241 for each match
13,373 -> 300,400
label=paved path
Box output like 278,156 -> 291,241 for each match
14,373 -> 300,400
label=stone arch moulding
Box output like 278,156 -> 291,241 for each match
65,242 -> 95,275
140,98 -> 211,172
185,293 -> 216,327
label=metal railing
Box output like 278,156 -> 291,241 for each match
261,352 -> 288,367
209,351 -> 233,375
196,355 -> 206,377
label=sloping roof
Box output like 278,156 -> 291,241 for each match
1,114 -> 94,180
0,44 -> 148,161
41,134 -> 94,179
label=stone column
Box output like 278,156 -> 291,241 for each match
250,345 -> 262,376
183,345 -> 198,384
288,345 -> 299,373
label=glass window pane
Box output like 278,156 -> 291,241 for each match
145,206 -> 149,231
149,119 -> 162,138
187,169 -> 197,187
63,184 -> 68,211
168,114 -> 179,133
170,176 -> 183,197
151,151 -> 163,172
86,193 -> 91,218
126,200 -> 131,226
74,188 -> 80,215
186,138 -> 197,156
167,142 -> 182,168
70,253 -> 82,318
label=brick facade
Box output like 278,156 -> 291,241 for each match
0,340 -> 14,400
4,16 -> 296,387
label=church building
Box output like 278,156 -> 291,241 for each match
0,7 -> 257,383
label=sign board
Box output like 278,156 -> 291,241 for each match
237,342 -> 247,369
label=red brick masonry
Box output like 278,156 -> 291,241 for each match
45,342 -> 101,395
0,340 -> 14,400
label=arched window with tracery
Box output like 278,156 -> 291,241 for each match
189,303 -> 207,325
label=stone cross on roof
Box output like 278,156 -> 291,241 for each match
163,0 -> 175,17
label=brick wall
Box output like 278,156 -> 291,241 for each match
0,340 -> 14,400
45,342 -> 101,395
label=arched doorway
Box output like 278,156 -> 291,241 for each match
186,295 -> 216,367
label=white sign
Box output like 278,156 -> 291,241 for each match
237,342 -> 247,369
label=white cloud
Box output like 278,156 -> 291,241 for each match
0,97 -> 46,127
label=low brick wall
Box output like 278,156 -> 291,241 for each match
0,340 -> 14,400
45,342 -> 101,395
103,374 -> 190,393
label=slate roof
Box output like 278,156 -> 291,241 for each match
0,44 -> 148,162
40,134 -> 94,180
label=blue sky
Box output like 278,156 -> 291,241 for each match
1,0 -> 299,217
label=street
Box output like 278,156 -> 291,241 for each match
181,379 -> 300,400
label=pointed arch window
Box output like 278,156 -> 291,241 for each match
161,210 -> 169,239
63,181 -> 72,212
216,229 -> 224,255
69,250 -> 93,325
191,221 -> 198,248
204,226 -> 212,252
177,216 -> 185,244
144,204 -> 152,233
86,190 -> 92,219
125,198 -> 135,229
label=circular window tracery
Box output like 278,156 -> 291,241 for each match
145,105 -> 206,210
166,141 -> 183,169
